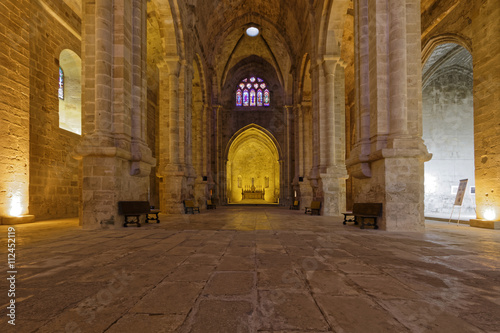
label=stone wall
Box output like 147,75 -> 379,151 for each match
0,0 -> 31,219
29,0 -> 81,220
422,0 -> 500,221
471,0 -> 500,221
423,64 -> 475,218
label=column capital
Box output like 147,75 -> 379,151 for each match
158,58 -> 181,76
322,57 -> 340,75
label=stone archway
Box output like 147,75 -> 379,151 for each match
226,125 -> 281,204
422,43 -> 475,220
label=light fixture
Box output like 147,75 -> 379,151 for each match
484,208 -> 496,221
246,27 -> 259,37
9,194 -> 23,217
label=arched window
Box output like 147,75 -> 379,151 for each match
58,67 -> 64,100
243,89 -> 249,106
236,90 -> 242,106
235,77 -> 270,107
59,49 -> 82,135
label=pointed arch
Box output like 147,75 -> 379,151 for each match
318,0 -> 351,57
422,33 -> 472,66
225,124 -> 283,162
226,124 -> 282,203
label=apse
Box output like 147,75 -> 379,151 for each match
227,126 -> 280,203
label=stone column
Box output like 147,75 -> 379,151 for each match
130,0 -> 154,176
283,105 -> 293,205
308,64 -> 320,190
183,62 -> 197,201
163,59 -> 185,214
194,103 -> 208,208
300,103 -> 314,208
77,0 -> 154,229
319,59 -> 348,216
470,0 -> 500,228
346,0 -> 430,231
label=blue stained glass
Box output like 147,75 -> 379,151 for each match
263,89 -> 270,106
236,77 -> 270,108
243,89 -> 249,106
236,90 -> 242,106
58,67 -> 64,100
257,89 -> 263,106
250,89 -> 256,106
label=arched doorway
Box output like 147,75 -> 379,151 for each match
226,125 -> 281,204
422,43 -> 475,220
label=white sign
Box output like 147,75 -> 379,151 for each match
454,179 -> 468,206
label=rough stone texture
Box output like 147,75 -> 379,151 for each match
420,1 -> 500,222
29,0 -> 82,220
347,0 -> 429,231
471,0 -> 500,221
0,0 -> 31,218
1,0 -> 500,230
423,52 -> 475,218
1,207 -> 499,332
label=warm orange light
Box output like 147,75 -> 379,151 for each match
484,208 -> 496,221
9,194 -> 23,217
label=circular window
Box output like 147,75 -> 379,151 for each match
246,27 -> 259,37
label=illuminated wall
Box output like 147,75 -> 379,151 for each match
0,0 -> 31,219
422,44 -> 475,218
227,127 -> 280,203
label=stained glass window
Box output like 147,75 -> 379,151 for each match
58,67 -> 64,100
243,89 -> 249,106
235,76 -> 270,107
257,89 -> 263,106
236,90 -> 242,106
250,89 -> 256,106
263,89 -> 270,106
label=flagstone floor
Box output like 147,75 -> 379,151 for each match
0,206 -> 499,333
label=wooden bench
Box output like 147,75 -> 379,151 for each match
206,200 -> 216,210
146,206 -> 161,224
118,201 -> 160,227
305,201 -> 321,215
183,200 -> 200,214
289,200 -> 300,210
343,203 -> 382,229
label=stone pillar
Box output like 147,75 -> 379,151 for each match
283,105 -> 293,206
346,0 -> 430,231
77,0 -> 155,229
308,64 -> 320,191
130,0 -> 153,177
471,0 -> 500,227
319,59 -> 348,216
299,103 -> 314,208
194,100 -> 207,209
162,59 -> 185,214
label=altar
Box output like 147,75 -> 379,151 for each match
242,185 -> 265,200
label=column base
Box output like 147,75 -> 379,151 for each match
469,219 -> 500,230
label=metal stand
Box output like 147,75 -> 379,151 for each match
448,205 -> 463,225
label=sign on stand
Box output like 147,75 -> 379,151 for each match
449,179 -> 468,225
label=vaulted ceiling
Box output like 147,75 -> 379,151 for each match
191,0 -> 313,90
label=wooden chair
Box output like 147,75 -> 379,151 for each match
207,200 -> 216,210
183,200 -> 200,214
304,201 -> 321,215
289,200 -> 300,210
